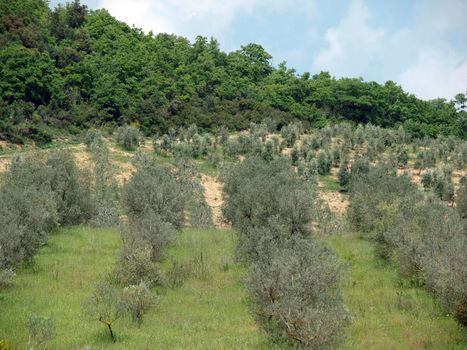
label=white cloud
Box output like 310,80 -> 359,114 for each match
413,0 -> 467,35
97,0 -> 316,48
98,0 -> 257,43
312,0 -> 467,99
311,0 -> 385,79
398,50 -> 467,100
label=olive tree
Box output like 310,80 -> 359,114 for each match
222,157 -> 316,261
46,150 -> 93,226
247,235 -> 350,349
114,125 -> 142,151
83,281 -> 123,341
120,282 -> 154,326
89,139 -> 119,227
122,159 -> 186,229
0,157 -> 58,267
456,176 -> 467,218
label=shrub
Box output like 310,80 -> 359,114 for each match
338,161 -> 351,190
124,211 -> 176,262
114,125 -> 142,151
223,157 -> 316,240
250,122 -> 268,142
164,260 -> 193,288
89,139 -> 119,227
395,145 -> 408,168
83,281 -> 123,341
84,129 -> 103,148
160,134 -> 173,153
424,233 -> 467,326
290,145 -> 300,166
187,123 -> 198,141
383,200 -> 461,277
383,199 -> 466,325
120,282 -> 154,326
176,158 -> 213,228
456,176 -> 467,218
46,150 -> 93,225
216,125 -> 229,145
261,141 -> 276,161
27,315 -> 55,348
317,151 -> 331,175
332,147 -> 341,166
113,244 -> 161,288
347,165 -> 420,235
224,138 -> 240,159
122,158 -> 186,229
247,236 -> 350,349
0,156 -> 58,266
349,163 -> 466,327
280,123 -> 301,147
421,171 -> 433,190
297,160 -> 318,185
351,156 -> 370,176
0,268 -> 15,289
263,117 -> 277,133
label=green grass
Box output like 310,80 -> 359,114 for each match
0,139 -> 81,159
319,174 -> 341,192
0,227 -> 278,349
326,233 -> 467,350
1,227 -> 465,349
195,158 -> 218,176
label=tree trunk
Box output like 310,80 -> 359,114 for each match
107,323 -> 115,342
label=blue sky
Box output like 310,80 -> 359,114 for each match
49,0 -> 467,100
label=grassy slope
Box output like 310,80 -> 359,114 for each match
1,227 -> 465,349
326,233 -> 466,350
0,141 -> 465,348
0,227 -> 279,349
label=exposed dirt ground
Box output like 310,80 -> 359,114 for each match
201,174 -> 228,228
319,190 -> 349,215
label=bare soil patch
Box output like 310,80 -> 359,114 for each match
319,190 -> 348,215
201,174 -> 228,228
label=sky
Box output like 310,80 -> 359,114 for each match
49,0 -> 467,101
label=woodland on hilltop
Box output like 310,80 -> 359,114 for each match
1,0 -> 466,145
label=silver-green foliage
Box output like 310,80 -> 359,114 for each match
0,156 -> 58,268
222,157 -> 315,258
176,158 -> 213,228
348,166 -> 467,326
114,125 -> 142,151
114,242 -> 162,288
89,139 -> 119,227
120,282 -> 154,325
223,156 -> 349,347
27,315 -> 55,348
46,150 -> 94,225
122,158 -> 185,229
247,235 -> 350,349
456,176 -> 467,218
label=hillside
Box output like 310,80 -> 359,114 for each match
1,0 -> 466,145
0,130 -> 465,348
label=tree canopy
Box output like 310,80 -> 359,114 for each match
1,0 -> 466,143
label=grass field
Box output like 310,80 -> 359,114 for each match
0,227 -> 279,349
1,226 -> 465,349
327,233 -> 467,350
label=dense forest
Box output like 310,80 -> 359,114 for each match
1,0 -> 466,144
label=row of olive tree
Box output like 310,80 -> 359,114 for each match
0,146 -> 111,288
222,156 -> 350,348
84,150 -> 213,341
347,165 -> 467,326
